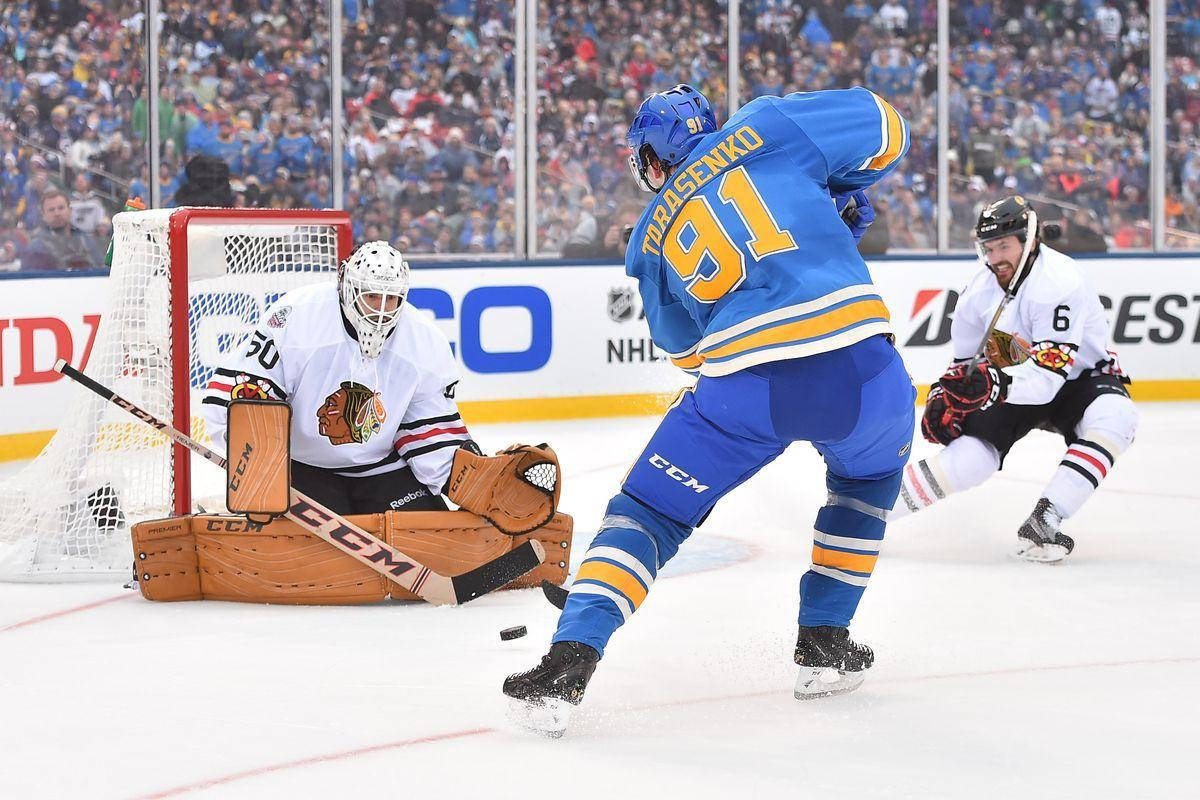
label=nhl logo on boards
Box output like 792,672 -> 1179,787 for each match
607,287 -> 638,323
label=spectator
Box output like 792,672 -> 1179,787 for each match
69,173 -> 107,234
0,240 -> 22,272
19,189 -> 104,271
174,155 -> 235,208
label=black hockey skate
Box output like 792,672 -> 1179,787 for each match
794,625 -> 873,699
1016,498 -> 1074,563
503,641 -> 599,737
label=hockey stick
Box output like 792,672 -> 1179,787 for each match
968,207 -> 1038,369
53,359 -> 544,605
541,579 -> 569,609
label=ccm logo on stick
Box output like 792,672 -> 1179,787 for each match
648,454 -> 709,493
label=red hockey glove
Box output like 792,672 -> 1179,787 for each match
939,361 -> 1010,413
921,384 -> 965,445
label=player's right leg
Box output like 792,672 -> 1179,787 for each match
504,376 -> 786,734
890,435 -> 1000,520
890,393 -> 1044,521
796,335 -> 914,697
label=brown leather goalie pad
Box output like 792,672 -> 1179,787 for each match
130,511 -> 572,604
226,399 -> 291,522
446,443 -> 561,534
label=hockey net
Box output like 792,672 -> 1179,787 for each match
0,208 -> 352,581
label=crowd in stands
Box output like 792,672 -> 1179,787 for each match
2,0 -> 1200,272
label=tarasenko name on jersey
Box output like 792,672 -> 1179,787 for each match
638,124 -> 767,257
626,88 -> 909,378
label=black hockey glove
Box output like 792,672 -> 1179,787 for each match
921,384 -> 964,445
939,361 -> 1010,414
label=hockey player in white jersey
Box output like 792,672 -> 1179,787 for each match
199,241 -> 472,514
892,196 -> 1138,562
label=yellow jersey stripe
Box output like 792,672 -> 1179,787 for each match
699,298 -> 890,361
867,96 -> 905,171
670,353 -> 704,370
812,544 -> 878,574
575,559 -> 649,609
697,284 -> 880,353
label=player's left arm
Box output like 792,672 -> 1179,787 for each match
395,342 -> 473,495
1002,281 -> 1088,405
629,256 -> 705,373
777,87 -> 911,194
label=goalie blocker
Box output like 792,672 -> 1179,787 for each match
131,510 -> 572,604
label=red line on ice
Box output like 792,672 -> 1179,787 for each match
0,592 -> 133,634
135,653 -> 1199,798
134,728 -> 493,799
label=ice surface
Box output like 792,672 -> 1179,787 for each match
1,405 -> 1195,799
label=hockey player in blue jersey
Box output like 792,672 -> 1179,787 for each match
504,85 -> 917,734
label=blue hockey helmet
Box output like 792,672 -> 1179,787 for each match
626,84 -> 718,192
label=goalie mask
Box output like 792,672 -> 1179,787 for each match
339,241 -> 410,360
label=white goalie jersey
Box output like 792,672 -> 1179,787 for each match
199,282 -> 470,493
951,245 -> 1125,406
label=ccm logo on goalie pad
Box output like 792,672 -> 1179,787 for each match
648,454 -> 709,493
203,518 -> 267,533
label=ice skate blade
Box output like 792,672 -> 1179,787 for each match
1015,541 -> 1070,563
794,666 -> 866,699
506,697 -> 571,738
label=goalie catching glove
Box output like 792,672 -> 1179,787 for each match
446,443 -> 561,535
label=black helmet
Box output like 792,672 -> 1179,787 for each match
975,195 -> 1035,243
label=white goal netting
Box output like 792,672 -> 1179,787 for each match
0,208 -> 348,581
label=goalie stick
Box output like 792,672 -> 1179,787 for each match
54,359 -> 544,605
968,207 -> 1039,369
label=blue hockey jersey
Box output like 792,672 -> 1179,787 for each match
625,87 -> 910,376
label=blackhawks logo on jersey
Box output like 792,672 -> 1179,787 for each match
317,381 -> 387,445
1029,340 -> 1077,377
230,373 -> 272,400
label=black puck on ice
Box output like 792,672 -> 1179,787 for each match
500,625 -> 527,641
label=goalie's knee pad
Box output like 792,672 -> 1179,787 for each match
1076,393 -> 1138,455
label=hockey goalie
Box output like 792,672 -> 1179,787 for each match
131,241 -> 571,604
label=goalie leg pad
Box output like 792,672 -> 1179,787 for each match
132,512 -> 572,604
131,517 -> 202,601
385,511 -> 573,600
226,399 -> 292,522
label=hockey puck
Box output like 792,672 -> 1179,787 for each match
500,625 -> 527,641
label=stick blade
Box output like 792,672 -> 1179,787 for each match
541,579 -> 568,609
451,539 -> 544,604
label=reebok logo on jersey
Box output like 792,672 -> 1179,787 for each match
648,453 -> 709,493
389,489 -> 430,509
